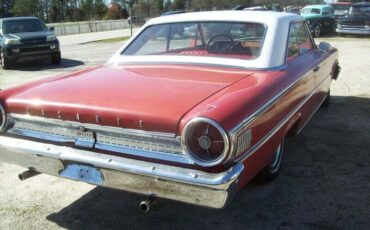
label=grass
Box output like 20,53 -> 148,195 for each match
86,36 -> 131,44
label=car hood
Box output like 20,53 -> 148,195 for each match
3,31 -> 51,41
5,65 -> 252,133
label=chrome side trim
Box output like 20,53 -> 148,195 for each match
181,117 -> 230,167
229,71 -> 309,158
235,129 -> 252,156
231,72 -> 307,135
235,74 -> 331,162
0,135 -> 244,208
8,114 -> 176,138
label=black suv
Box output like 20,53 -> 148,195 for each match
0,17 -> 61,69
336,2 -> 370,35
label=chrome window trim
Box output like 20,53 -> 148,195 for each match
234,73 -> 331,163
8,113 -> 176,139
181,117 -> 230,167
284,19 -> 316,65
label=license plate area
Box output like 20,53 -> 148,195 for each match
60,164 -> 103,185
75,130 -> 95,148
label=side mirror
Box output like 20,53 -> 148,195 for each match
49,27 -> 55,32
318,42 -> 332,52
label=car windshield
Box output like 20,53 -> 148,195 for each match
123,22 -> 266,60
349,6 -> 370,14
2,19 -> 46,34
301,8 -> 321,15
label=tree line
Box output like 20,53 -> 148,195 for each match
0,0 -> 364,23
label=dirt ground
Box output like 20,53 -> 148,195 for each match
0,36 -> 369,230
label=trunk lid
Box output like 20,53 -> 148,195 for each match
6,65 -> 252,133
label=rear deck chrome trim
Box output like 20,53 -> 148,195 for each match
6,114 -> 192,164
8,114 -> 176,138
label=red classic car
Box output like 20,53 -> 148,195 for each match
0,11 -> 340,210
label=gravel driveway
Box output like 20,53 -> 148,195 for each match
0,36 -> 369,230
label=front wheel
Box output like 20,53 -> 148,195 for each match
255,139 -> 285,184
0,50 -> 12,70
51,52 -> 62,64
313,24 -> 321,38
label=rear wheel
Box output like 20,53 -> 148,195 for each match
255,139 -> 285,184
51,52 -> 62,64
0,50 -> 12,70
313,24 -> 321,38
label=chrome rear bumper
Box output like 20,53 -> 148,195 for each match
0,135 -> 244,209
336,28 -> 370,35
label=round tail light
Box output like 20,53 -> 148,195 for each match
181,118 -> 230,167
0,103 -> 6,132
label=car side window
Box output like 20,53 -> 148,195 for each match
293,22 -> 313,55
287,25 -> 299,61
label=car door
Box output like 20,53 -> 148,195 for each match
296,22 -> 331,106
284,21 -> 317,125
322,8 -> 336,32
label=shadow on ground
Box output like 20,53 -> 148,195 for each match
46,96 -> 370,230
12,58 -> 84,72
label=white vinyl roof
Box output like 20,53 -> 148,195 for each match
108,11 -> 304,69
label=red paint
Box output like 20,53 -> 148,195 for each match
0,48 -> 339,179
5,65 -> 251,133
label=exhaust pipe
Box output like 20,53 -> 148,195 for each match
18,169 -> 40,181
139,197 -> 157,212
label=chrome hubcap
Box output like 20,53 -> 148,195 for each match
315,26 -> 320,37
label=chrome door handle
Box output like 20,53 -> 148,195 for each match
313,66 -> 320,72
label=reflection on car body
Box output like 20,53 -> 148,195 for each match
301,5 -> 336,37
0,17 -> 61,69
336,2 -> 370,35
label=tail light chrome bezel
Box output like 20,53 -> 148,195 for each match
181,117 -> 230,167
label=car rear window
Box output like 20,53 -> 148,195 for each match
123,22 -> 266,60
